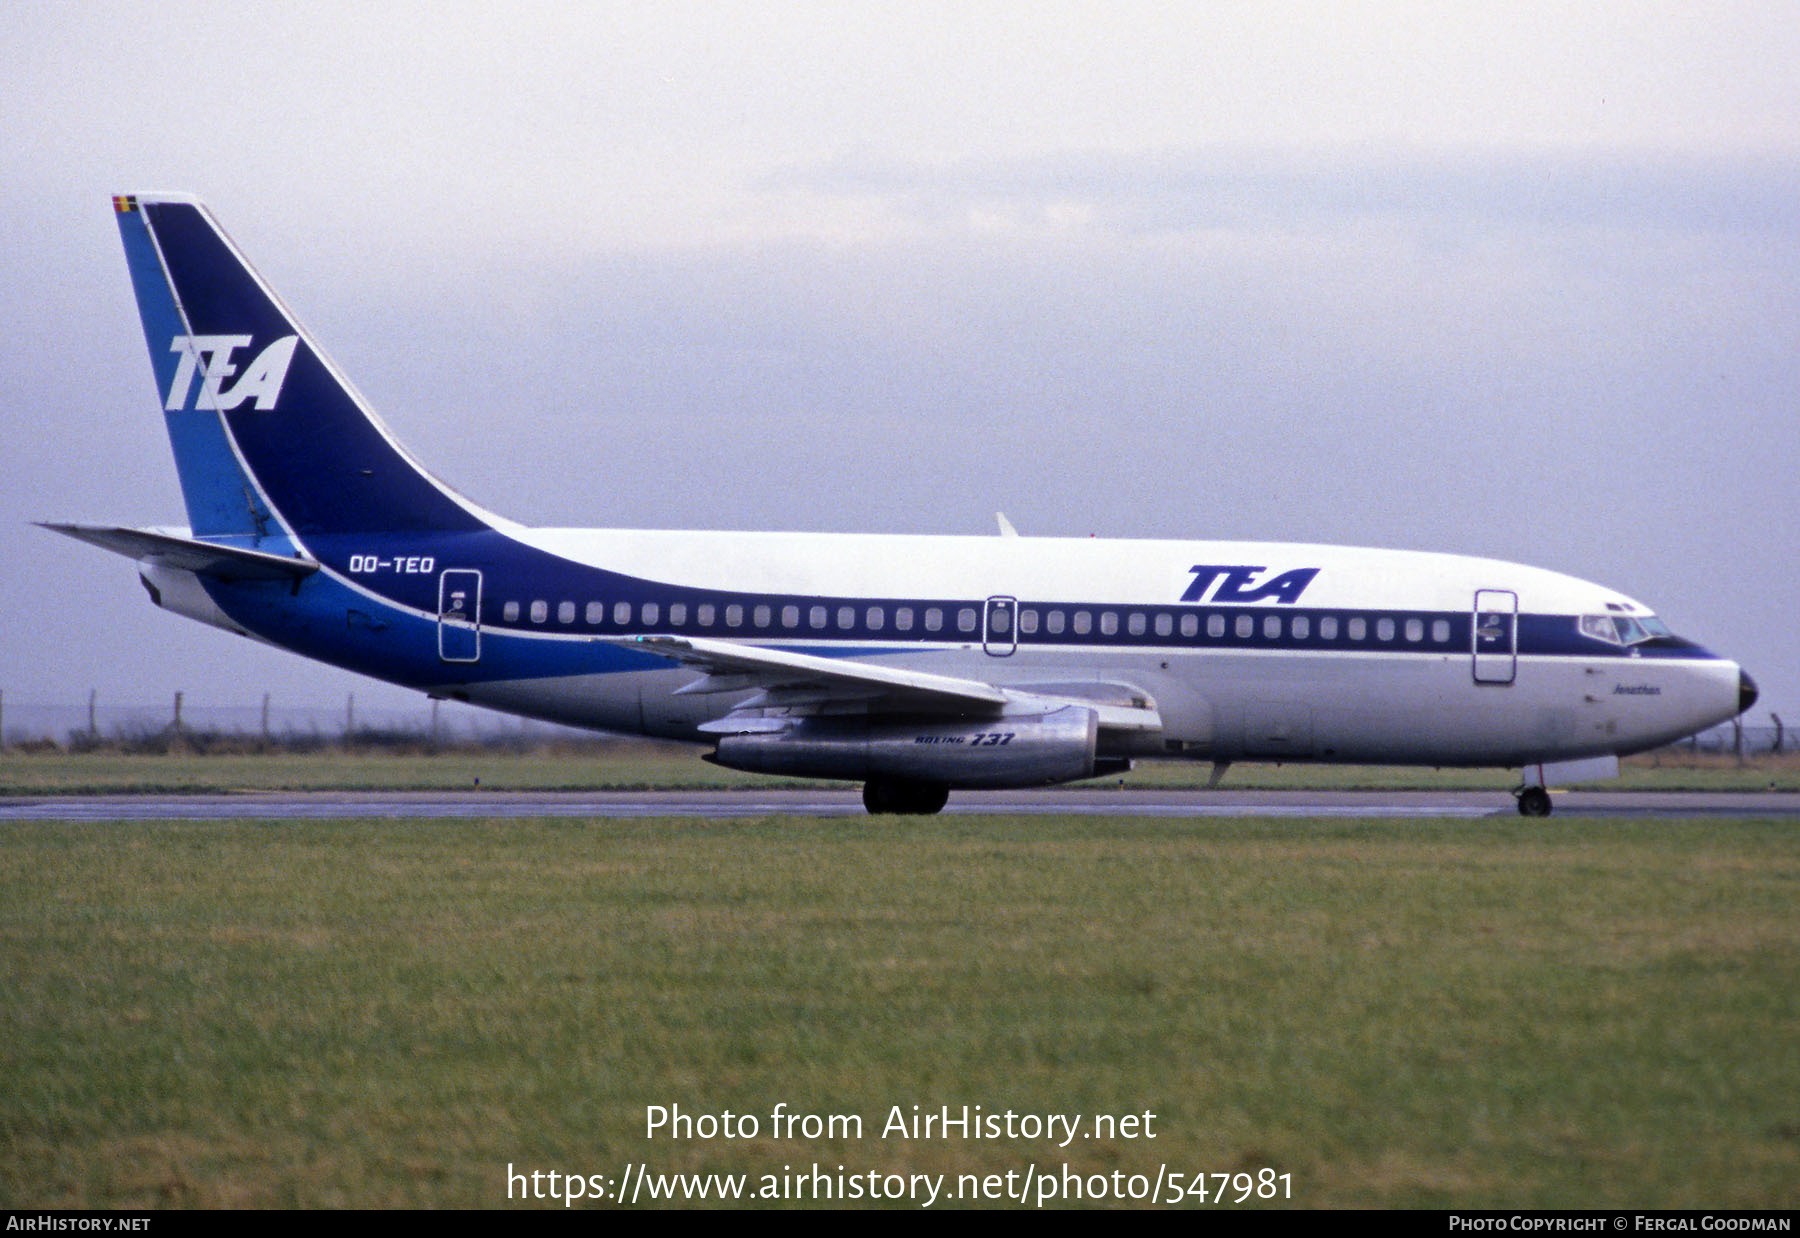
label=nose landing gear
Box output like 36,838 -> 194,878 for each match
1514,785 -> 1553,817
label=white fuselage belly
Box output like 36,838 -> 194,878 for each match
455,643 -> 1737,768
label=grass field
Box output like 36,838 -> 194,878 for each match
3,743 -> 1797,795
3,813 -> 1796,1208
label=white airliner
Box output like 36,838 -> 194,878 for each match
45,194 -> 1756,816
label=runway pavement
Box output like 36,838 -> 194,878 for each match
3,787 -> 1797,821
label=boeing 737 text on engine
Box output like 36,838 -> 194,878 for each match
45,194 -> 1756,816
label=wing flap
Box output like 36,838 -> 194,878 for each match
606,634 -> 1009,713
605,634 -> 1164,734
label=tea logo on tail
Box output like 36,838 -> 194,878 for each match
164,334 -> 299,411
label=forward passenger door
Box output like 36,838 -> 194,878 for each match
1472,589 -> 1517,684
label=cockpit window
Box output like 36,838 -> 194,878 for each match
1579,612 -> 1669,646
1580,614 -> 1615,644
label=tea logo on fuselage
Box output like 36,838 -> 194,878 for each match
1181,564 -> 1320,605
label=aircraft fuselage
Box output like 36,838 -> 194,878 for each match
51,194 -> 1755,816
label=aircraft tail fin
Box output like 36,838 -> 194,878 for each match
113,194 -> 496,541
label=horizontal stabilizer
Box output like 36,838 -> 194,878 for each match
38,523 -> 319,581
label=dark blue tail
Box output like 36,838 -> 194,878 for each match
115,194 -> 493,541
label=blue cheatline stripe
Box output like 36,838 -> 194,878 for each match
302,533 -> 1719,665
455,603 -> 1710,664
197,536 -> 1723,693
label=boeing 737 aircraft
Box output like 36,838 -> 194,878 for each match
46,194 -> 1756,815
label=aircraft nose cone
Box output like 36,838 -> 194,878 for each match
1739,669 -> 1759,715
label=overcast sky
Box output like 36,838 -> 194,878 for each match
3,2 -> 1795,730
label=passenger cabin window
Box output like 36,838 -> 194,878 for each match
613,601 -> 631,626
867,606 -> 885,630
838,606 -> 855,630
1207,614 -> 1225,639
669,603 -> 687,626
1347,617 -> 1366,640
1045,610 -> 1065,635
558,601 -> 575,624
1404,618 -> 1423,643
530,600 -> 548,624
810,605 -> 827,629
698,604 -> 715,626
782,605 -> 799,628
1180,614 -> 1198,638
585,601 -> 604,624
753,604 -> 771,628
1152,613 -> 1170,637
957,608 -> 978,633
1072,611 -> 1092,635
643,602 -> 660,626
896,607 -> 915,632
1018,609 -> 1037,635
925,608 -> 943,632
1432,619 -> 1449,643
1235,614 -> 1254,639
1293,615 -> 1310,639
1100,612 -> 1118,636
726,604 -> 744,627
1320,616 -> 1339,640
504,601 -> 520,622
1376,617 -> 1396,642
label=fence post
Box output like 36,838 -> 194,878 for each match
0,688 -> 6,753
172,690 -> 183,734
1732,716 -> 1744,767
1772,713 -> 1784,756
261,693 -> 271,742
88,688 -> 98,741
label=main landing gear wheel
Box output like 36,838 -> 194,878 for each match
862,778 -> 950,815
1516,786 -> 1553,817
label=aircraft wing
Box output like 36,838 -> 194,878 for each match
38,523 -> 320,582
603,634 -> 1162,733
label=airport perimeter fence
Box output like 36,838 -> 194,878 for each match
0,689 -> 1789,759
0,690 -> 599,753
1661,717 -> 1790,759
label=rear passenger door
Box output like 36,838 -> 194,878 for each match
438,569 -> 482,662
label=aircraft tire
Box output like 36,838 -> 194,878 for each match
1517,786 -> 1553,817
863,778 -> 950,815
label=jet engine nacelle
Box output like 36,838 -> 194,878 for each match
709,705 -> 1108,788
